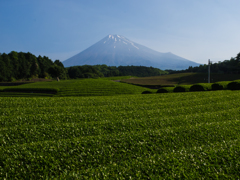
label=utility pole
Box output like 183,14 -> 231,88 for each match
208,59 -> 211,83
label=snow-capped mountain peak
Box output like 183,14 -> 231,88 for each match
104,34 -> 139,50
63,34 -> 200,70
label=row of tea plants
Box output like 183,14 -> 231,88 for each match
1,91 -> 240,178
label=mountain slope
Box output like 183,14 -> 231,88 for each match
63,35 -> 199,70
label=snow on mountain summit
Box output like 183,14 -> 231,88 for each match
105,34 -> 139,50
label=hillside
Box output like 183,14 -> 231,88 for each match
0,78 -> 154,97
1,73 -> 240,97
63,34 -> 199,70
121,72 -> 240,86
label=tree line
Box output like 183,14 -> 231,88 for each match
67,64 -> 168,79
0,51 -> 168,82
168,52 -> 240,74
0,51 -> 67,82
3,50 -> 240,82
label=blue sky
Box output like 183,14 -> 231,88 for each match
1,0 -> 240,64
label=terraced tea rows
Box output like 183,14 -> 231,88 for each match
0,78 -> 154,97
1,91 -> 240,178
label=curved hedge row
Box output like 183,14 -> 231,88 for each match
156,79 -> 240,94
2,88 -> 59,94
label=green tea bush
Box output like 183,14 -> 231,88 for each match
173,85 -> 191,92
0,92 -> 54,97
212,81 -> 230,90
227,80 -> 240,90
156,87 -> 174,93
1,91 -> 240,178
7,79 -> 153,97
3,88 -> 59,94
190,83 -> 212,92
141,90 -> 152,94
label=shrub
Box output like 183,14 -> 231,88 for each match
227,80 -> 240,90
212,83 -> 223,90
156,87 -> 174,93
190,83 -> 212,92
157,89 -> 168,93
173,85 -> 191,92
11,77 -> 16,82
212,81 -> 230,90
141,91 -> 152,94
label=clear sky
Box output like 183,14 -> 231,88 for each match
1,0 -> 240,64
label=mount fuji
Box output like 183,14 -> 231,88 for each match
63,35 -> 199,70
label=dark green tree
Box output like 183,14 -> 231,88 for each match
9,51 -> 19,79
48,64 -> 66,80
1,53 -> 13,81
18,52 -> 30,79
0,55 -> 7,81
236,52 -> 240,62
54,60 -> 64,68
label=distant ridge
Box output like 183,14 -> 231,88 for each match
63,34 -> 199,70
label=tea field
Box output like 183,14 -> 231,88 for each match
121,72 -> 240,86
1,90 -> 240,179
0,78 -> 154,97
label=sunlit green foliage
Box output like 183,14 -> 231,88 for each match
0,78 -> 154,97
1,91 -> 240,179
2,87 -> 59,93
